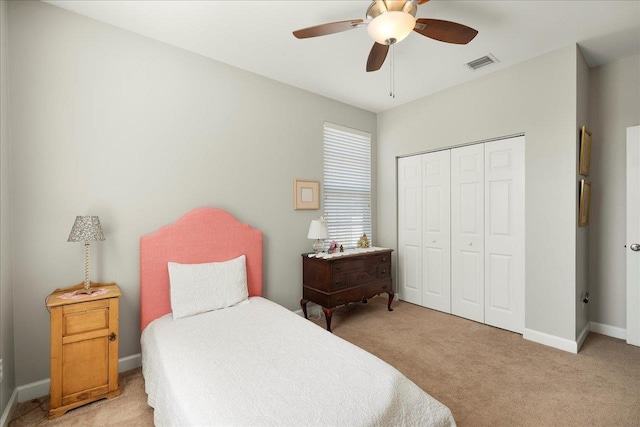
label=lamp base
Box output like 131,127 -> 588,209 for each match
75,287 -> 96,295
312,239 -> 325,253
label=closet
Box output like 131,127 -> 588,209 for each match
398,136 -> 524,333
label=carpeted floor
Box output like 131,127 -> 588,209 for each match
9,368 -> 153,426
10,296 -> 640,426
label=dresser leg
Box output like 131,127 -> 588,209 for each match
300,299 -> 309,319
321,307 -> 333,332
387,291 -> 395,311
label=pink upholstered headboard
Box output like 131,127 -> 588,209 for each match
140,207 -> 263,332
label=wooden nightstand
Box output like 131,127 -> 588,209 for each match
46,282 -> 121,419
300,248 -> 394,332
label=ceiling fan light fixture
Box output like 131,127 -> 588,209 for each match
367,11 -> 416,45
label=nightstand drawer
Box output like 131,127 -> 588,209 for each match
63,300 -> 109,336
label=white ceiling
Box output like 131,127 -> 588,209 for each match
45,0 -> 640,113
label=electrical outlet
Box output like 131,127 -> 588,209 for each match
582,291 -> 590,307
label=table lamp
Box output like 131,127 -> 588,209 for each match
307,216 -> 329,253
68,216 -> 105,294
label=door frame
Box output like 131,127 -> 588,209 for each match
627,125 -> 640,346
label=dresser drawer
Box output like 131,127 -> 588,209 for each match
378,263 -> 391,278
331,266 -> 379,290
331,259 -> 364,274
329,280 -> 392,307
330,253 -> 391,274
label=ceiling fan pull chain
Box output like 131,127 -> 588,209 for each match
389,43 -> 395,98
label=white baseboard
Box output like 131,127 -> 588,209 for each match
0,387 -> 18,427
118,353 -> 142,373
576,323 -> 590,352
590,321 -> 627,340
15,353 -> 142,404
523,328 -> 579,354
16,378 -> 50,403
293,302 -> 322,318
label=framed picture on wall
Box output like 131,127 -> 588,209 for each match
293,180 -> 319,210
578,179 -> 591,227
579,126 -> 592,176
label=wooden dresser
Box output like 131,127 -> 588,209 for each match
46,282 -> 121,419
300,248 -> 394,332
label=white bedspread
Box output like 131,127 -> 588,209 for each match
141,297 -> 455,427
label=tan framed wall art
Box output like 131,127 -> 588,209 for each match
578,179 -> 591,227
294,180 -> 319,210
579,126 -> 592,176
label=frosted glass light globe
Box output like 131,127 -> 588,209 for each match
367,11 -> 416,45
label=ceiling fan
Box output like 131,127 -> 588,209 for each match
293,0 -> 478,72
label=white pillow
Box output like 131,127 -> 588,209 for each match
168,255 -> 248,320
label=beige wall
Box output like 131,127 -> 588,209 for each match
0,0 -> 16,415
7,0 -> 376,385
377,45 -> 581,342
588,54 -> 640,330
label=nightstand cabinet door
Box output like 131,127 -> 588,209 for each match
48,284 -> 121,419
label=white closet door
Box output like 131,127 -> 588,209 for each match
484,137 -> 525,333
398,156 -> 422,305
422,150 -> 451,313
451,144 -> 485,323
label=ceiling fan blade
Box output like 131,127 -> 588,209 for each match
366,42 -> 389,72
414,18 -> 478,44
293,19 -> 363,39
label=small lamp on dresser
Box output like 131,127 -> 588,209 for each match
67,215 -> 105,294
307,216 -> 329,253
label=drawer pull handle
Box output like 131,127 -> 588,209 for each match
382,285 -> 387,289
336,280 -> 345,286
109,333 -> 117,342
382,257 -> 387,262
381,270 -> 386,274
335,266 -> 341,271
336,297 -> 342,301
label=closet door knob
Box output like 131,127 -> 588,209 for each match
631,243 -> 640,252
468,242 -> 473,246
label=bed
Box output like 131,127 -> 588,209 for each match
140,207 -> 456,426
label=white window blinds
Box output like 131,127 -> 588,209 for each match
323,122 -> 372,249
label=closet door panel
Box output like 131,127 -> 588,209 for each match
398,156 -> 422,305
451,144 -> 485,323
484,137 -> 525,333
422,150 -> 451,313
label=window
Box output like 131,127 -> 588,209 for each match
323,122 -> 372,249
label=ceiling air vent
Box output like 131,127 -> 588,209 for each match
465,53 -> 499,71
